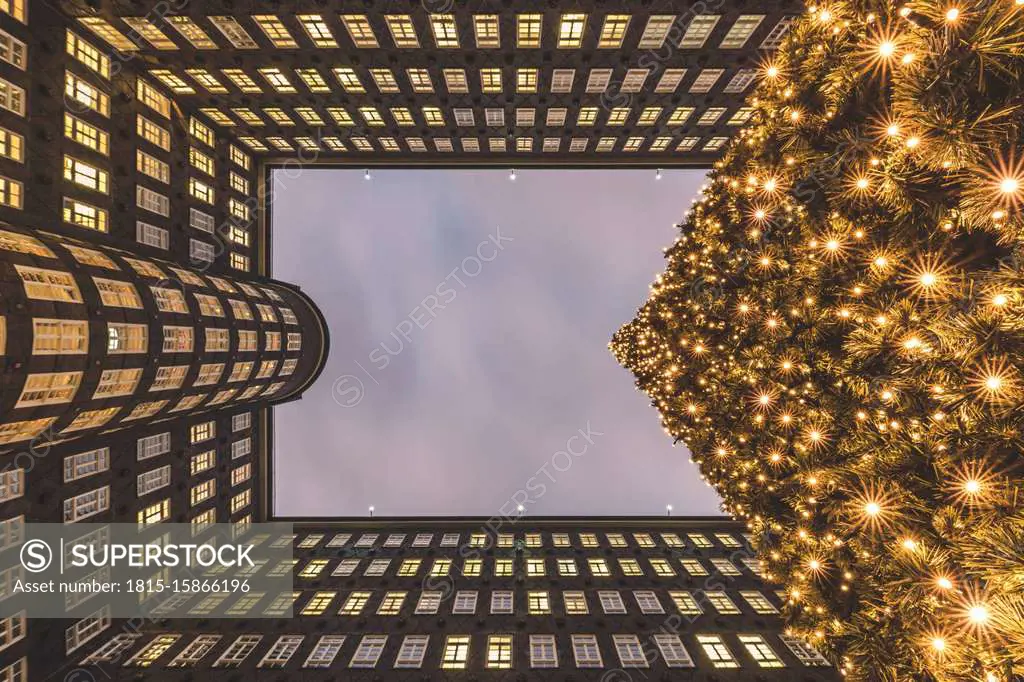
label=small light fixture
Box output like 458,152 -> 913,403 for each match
364,169 -> 372,180
368,505 -> 375,517
509,168 -> 517,181
666,504 -> 673,516
655,168 -> 663,180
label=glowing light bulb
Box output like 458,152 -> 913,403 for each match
931,637 -> 946,652
968,605 -> 989,624
864,501 -> 881,516
509,168 -> 517,181
945,7 -> 959,21
936,576 -> 953,590
992,294 -> 1008,306
766,65 -> 779,78
985,375 -> 1002,391
855,177 -> 869,190
886,124 -> 900,136
906,136 -> 921,148
1000,177 -> 1020,194
964,479 -> 981,494
920,272 -> 937,287
826,239 -> 840,250
878,40 -> 896,57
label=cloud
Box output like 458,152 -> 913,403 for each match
272,169 -> 723,517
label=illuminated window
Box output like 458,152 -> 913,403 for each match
0,0 -> 25,22
473,14 -> 500,47
588,558 -> 610,576
258,67 -> 296,93
430,15 -> 459,48
494,559 -> 513,576
150,69 -> 193,94
122,18 -> 175,50
564,591 -> 588,614
252,15 -> 297,48
137,115 -> 170,150
639,15 -> 675,48
720,15 -> 765,48
15,371 -> 81,408
607,107 -> 629,125
221,69 -> 261,94
483,635 -> 512,670
165,16 -> 215,49
78,17 -> 135,51
680,15 -> 721,48
333,67 -> 364,93
62,155 -> 107,192
64,73 -> 105,116
516,68 -> 538,93
32,319 -> 88,356
527,591 -> 550,614
552,533 -> 570,547
358,106 -> 385,126
557,558 -> 578,576
440,635 -> 469,669
697,107 -> 727,126
668,107 -> 695,126
598,14 -> 630,48
107,323 -> 147,354
185,69 -> 226,94
711,557 -> 742,575
339,14 -> 376,47
618,558 -> 643,576
189,117 -> 215,147
698,634 -> 740,668
385,15 -> 419,47
517,13 -> 542,47
572,635 -> 603,668
443,68 -> 468,93
706,591 -> 741,614
94,367 -> 142,398
0,126 -> 22,161
66,31 -> 108,77
0,176 -> 20,207
294,14 -> 336,47
136,150 -> 168,183
339,591 -> 371,616
189,178 -> 215,204
17,265 -> 81,303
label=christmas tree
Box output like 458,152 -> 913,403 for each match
612,1 -> 1024,680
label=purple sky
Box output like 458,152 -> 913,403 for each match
271,168 -> 722,517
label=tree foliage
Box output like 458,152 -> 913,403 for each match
612,1 -> 1024,679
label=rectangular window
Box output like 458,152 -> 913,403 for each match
779,635 -> 831,666
136,465 -> 170,496
303,635 -> 346,669
136,150 -> 168,183
572,634 -> 603,668
136,186 -> 169,216
706,591 -> 741,614
350,635 -> 386,668
376,591 -> 406,615
655,634 -> 695,667
137,115 -> 170,150
452,591 -> 477,614
598,591 -> 626,614
530,635 -> 557,668
739,634 -> 786,667
94,367 -> 142,397
527,591 -> 550,614
190,421 -> 215,443
63,447 -> 109,482
64,114 -> 108,155
415,591 -> 442,614
93,278 -> 142,309
339,591 -> 371,615
64,73 -> 104,117
16,371 -> 83,408
137,433 -> 170,460
634,590 -> 664,614
613,635 -> 648,668
698,634 -> 740,668
564,591 -> 589,615
63,486 -> 110,522
136,221 -> 169,249
394,634 -> 428,668
441,635 -> 470,670
32,319 -> 88,355
213,635 -> 262,668
64,156 -> 108,193
0,470 -> 22,503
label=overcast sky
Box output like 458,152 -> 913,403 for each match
271,168 -> 722,518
